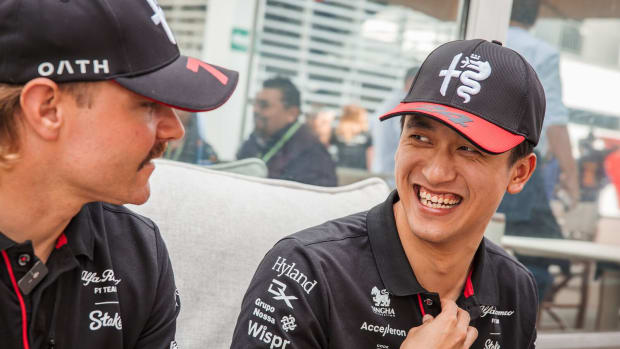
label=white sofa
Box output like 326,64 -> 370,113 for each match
128,159 -> 615,349
127,159 -> 391,348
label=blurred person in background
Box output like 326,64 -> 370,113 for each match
497,0 -> 576,302
237,77 -> 337,186
561,132 -> 610,240
507,0 -> 579,204
331,104 -> 373,170
163,110 -> 219,165
305,106 -> 335,148
370,66 -> 419,183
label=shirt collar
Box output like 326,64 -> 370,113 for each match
367,190 -> 425,296
367,190 -> 499,306
0,204 -> 95,262
0,232 -> 16,251
63,203 -> 96,261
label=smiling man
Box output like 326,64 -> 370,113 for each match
231,39 -> 542,349
0,1 -> 237,348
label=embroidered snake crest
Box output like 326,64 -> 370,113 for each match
457,56 -> 492,103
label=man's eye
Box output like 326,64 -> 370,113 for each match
410,134 -> 430,143
459,145 -> 481,154
141,101 -> 157,109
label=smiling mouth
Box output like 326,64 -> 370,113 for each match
415,185 -> 462,209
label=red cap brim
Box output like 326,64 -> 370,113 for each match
379,102 -> 525,154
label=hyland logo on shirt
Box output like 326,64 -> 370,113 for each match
89,310 -> 122,331
438,52 -> 492,103
267,279 -> 298,309
371,286 -> 396,317
480,305 -> 514,318
272,256 -> 318,294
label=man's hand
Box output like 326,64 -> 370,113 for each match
400,300 -> 477,349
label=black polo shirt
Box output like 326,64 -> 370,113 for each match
0,202 -> 179,349
231,191 -> 538,349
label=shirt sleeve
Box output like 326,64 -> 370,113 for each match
525,269 -> 539,349
134,226 -> 181,349
230,238 -> 330,349
529,327 -> 537,348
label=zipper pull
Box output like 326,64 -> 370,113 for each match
48,338 -> 55,349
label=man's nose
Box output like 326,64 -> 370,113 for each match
158,107 -> 185,141
421,151 -> 457,185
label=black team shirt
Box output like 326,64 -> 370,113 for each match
231,191 -> 538,349
0,202 -> 179,349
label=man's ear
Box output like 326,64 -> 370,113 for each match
19,78 -> 65,141
506,153 -> 537,194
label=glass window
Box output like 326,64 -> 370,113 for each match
163,0 -> 468,186
506,0 -> 620,334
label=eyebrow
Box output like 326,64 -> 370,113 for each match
405,114 -> 435,130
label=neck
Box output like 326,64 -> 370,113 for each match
394,201 -> 480,301
0,163 -> 84,263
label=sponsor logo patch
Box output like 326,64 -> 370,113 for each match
267,279 -> 298,309
272,256 -> 318,295
371,286 -> 396,317
89,310 -> 122,331
360,321 -> 406,338
247,320 -> 291,348
280,315 -> 297,333
485,339 -> 501,349
438,52 -> 492,103
480,305 -> 514,318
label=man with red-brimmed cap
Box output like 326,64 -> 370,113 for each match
231,38 -> 541,349
0,1 -> 237,348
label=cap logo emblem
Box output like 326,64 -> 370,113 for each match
37,59 -> 110,77
186,58 -> 229,85
438,53 -> 492,103
146,0 -> 177,45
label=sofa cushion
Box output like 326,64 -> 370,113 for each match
127,159 -> 391,348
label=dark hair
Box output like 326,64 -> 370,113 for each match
263,77 -> 300,109
510,0 -> 541,26
507,140 -> 535,165
399,114 -> 534,165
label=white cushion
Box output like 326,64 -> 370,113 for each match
127,159 -> 391,349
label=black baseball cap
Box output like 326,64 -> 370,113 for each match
380,39 -> 545,154
0,0 -> 238,112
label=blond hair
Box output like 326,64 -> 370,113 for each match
0,82 -> 92,169
0,84 -> 24,169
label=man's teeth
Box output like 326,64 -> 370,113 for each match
418,188 -> 461,209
